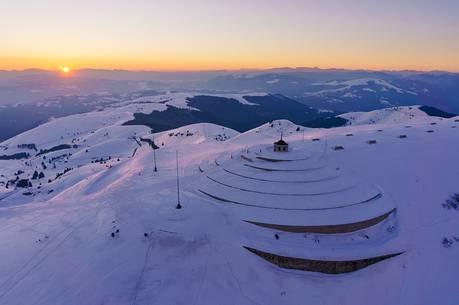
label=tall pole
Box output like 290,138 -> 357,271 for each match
175,150 -> 182,209
153,136 -> 157,172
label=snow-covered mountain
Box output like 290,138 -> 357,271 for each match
339,105 -> 455,126
0,91 -> 327,142
3,68 -> 459,141
204,70 -> 459,113
0,106 -> 458,305
303,105 -> 456,129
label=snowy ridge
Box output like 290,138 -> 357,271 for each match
0,106 -> 458,304
231,119 -> 305,144
338,105 -> 445,126
148,123 -> 239,146
112,92 -> 265,111
309,78 -> 417,95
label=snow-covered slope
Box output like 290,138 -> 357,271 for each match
231,119 -> 305,144
338,105 -> 448,126
0,107 -> 458,305
151,123 -> 238,146
113,92 -> 264,111
311,78 -> 417,95
0,107 -> 239,204
0,90 -> 272,142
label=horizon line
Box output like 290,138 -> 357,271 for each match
1,66 -> 458,74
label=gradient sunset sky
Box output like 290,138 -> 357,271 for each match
1,0 -> 458,72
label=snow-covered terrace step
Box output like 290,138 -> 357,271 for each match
243,162 -> 327,172
239,151 -> 325,169
242,210 -> 397,251
204,172 -> 356,195
195,189 -> 396,227
252,150 -> 314,162
220,164 -> 341,182
221,167 -> 341,183
244,208 -> 396,234
199,179 -> 382,210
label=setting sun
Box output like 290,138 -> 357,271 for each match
61,66 -> 70,73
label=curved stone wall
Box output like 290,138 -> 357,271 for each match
244,247 -> 404,274
245,208 -> 396,233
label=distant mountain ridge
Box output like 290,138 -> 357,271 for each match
1,87 -> 456,142
203,71 -> 459,113
1,67 -> 458,140
123,94 -> 324,132
305,105 -> 457,128
1,68 -> 458,112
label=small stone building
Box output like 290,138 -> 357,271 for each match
273,138 -> 288,152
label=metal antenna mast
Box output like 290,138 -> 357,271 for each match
153,135 -> 157,172
175,150 -> 182,209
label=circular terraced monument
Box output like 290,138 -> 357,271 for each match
197,140 -> 404,274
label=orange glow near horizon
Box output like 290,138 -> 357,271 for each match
2,1 -> 459,73
2,54 -> 459,73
